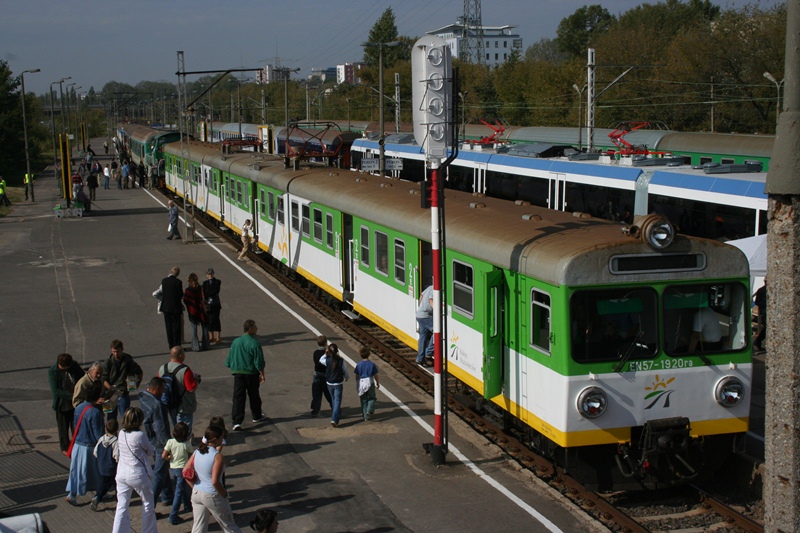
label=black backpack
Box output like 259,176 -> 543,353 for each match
160,363 -> 187,409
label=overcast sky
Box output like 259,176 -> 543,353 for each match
2,0 -> 782,95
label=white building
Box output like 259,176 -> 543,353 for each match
428,21 -> 522,68
256,65 -> 290,85
336,63 -> 365,85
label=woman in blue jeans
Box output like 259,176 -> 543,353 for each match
186,426 -> 242,533
322,344 -> 349,427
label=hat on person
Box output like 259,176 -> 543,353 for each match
206,268 -> 215,275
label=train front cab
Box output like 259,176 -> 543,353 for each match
438,238 -> 752,490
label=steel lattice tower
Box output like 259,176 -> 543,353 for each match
461,0 -> 485,65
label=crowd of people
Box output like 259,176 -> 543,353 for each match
49,310 -> 381,530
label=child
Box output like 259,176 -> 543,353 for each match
209,416 -> 229,487
162,422 -> 193,525
354,346 -> 380,421
92,419 -> 119,512
209,416 -> 228,452
310,336 -> 332,417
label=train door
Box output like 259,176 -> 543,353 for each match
287,197 -> 309,269
473,163 -> 488,194
482,268 -> 505,399
220,174 -> 229,222
548,172 -> 566,211
341,214 -> 355,302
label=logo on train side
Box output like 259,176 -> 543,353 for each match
643,374 -> 675,409
448,334 -> 460,361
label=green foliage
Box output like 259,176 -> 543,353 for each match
363,8 -> 406,68
555,5 -> 615,58
0,62 -> 27,181
525,38 -> 569,64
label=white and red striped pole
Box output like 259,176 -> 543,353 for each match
430,162 -> 446,465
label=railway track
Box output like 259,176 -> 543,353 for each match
172,192 -> 764,533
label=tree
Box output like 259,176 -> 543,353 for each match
363,8 -> 404,68
525,38 -> 569,64
555,5 -> 615,59
0,61 -> 26,181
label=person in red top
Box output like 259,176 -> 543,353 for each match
157,346 -> 201,432
71,173 -> 83,201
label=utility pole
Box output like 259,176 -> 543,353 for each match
764,2 -> 800,530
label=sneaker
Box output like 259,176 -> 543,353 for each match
232,424 -> 242,431
252,414 -> 268,423
365,412 -> 373,420
330,421 -> 338,428
90,498 -> 98,512
169,517 -> 185,525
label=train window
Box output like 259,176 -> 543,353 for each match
375,232 -> 388,276
268,192 -> 275,221
530,289 -> 551,354
662,283 -> 747,356
313,208 -> 323,243
204,169 -> 210,188
700,157 -> 712,165
570,288 -> 658,363
360,226 -> 370,267
237,181 -> 243,205
277,197 -> 285,225
302,205 -> 310,237
452,261 -> 474,318
259,190 -> 265,218
394,239 -> 406,285
721,158 -> 734,164
291,201 -> 300,232
326,213 -> 334,249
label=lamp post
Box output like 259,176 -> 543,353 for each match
362,40 -> 402,176
19,68 -> 40,202
71,85 -> 82,150
573,84 -> 586,150
346,98 -> 351,131
65,82 -> 77,147
458,91 -> 468,144
763,71 -> 784,128
50,76 -> 70,191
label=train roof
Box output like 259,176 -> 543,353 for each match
118,123 -> 182,144
653,131 -> 775,158
164,140 -> 749,285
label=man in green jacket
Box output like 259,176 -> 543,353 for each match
225,319 -> 266,430
48,353 -> 85,455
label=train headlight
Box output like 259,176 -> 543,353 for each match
577,387 -> 608,419
628,214 -> 676,250
714,376 -> 745,407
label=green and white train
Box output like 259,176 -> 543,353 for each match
164,141 -> 752,490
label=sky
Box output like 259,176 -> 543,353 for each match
1,0 -> 783,96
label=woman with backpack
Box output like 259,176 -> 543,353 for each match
321,344 -> 349,427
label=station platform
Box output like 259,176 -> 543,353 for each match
0,140 -> 599,532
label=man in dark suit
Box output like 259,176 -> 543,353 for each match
158,266 -> 184,350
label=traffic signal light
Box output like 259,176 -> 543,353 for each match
412,36 -> 453,161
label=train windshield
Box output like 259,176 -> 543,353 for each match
662,283 -> 748,356
570,288 -> 658,363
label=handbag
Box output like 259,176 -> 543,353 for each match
167,223 -> 173,233
66,404 -> 93,458
182,451 -> 197,483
